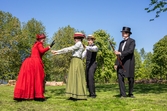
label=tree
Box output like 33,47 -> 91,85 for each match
139,48 -> 146,62
50,25 -> 77,82
145,0 -> 167,21
20,18 -> 46,60
50,28 -> 117,83
93,30 -> 116,83
20,18 -> 54,81
152,35 -> 167,79
134,49 -> 143,80
0,11 -> 22,80
135,48 -> 153,80
143,52 -> 153,79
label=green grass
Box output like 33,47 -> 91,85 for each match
0,83 -> 167,111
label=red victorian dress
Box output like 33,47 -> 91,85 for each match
14,41 -> 50,100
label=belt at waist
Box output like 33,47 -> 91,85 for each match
72,56 -> 81,59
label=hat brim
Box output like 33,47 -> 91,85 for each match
73,36 -> 85,38
87,37 -> 96,40
36,37 -> 46,40
121,31 -> 132,34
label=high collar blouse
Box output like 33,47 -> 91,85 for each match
56,41 -> 84,58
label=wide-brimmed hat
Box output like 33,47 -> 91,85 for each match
87,35 -> 96,40
73,32 -> 85,38
121,27 -> 132,34
36,33 -> 46,40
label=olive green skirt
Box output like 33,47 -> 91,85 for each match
66,57 -> 87,99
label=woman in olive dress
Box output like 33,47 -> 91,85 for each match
51,32 -> 87,100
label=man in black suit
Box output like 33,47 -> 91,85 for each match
114,26 -> 136,98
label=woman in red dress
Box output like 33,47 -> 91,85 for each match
14,34 -> 54,101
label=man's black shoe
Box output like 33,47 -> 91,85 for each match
88,94 -> 96,98
90,95 -> 96,98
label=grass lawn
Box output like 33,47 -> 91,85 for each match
0,83 -> 167,111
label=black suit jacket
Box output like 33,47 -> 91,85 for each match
115,37 -> 135,77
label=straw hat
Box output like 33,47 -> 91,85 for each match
87,35 -> 96,40
73,32 -> 85,38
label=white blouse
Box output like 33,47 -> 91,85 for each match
55,41 -> 84,58
82,45 -> 98,59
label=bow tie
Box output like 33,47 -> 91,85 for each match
122,40 -> 127,43
123,38 -> 128,42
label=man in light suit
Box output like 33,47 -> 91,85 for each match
114,27 -> 136,98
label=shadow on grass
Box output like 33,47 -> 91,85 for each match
95,83 -> 119,92
45,87 -> 66,96
95,83 -> 167,94
44,83 -> 167,97
134,83 -> 167,94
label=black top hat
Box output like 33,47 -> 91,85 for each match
121,27 -> 132,34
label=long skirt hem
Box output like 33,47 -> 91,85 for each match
66,58 -> 87,99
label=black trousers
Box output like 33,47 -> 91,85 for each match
86,62 -> 97,96
118,73 -> 134,96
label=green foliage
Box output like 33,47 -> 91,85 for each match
20,18 -> 46,60
143,52 -> 153,79
93,30 -> 116,83
145,0 -> 167,21
20,18 -> 51,81
0,11 -> 49,80
134,49 -> 142,79
1,10 -> 167,82
135,48 -> 153,80
0,11 -> 22,80
49,25 -> 77,81
139,48 -> 146,61
152,35 -> 167,79
48,28 -> 117,83
18,18 -> 48,81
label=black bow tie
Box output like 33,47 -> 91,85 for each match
122,40 -> 127,43
123,39 -> 128,42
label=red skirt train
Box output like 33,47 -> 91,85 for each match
14,57 -> 45,100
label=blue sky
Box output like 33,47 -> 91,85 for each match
0,0 -> 167,52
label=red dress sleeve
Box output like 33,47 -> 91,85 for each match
37,42 -> 50,54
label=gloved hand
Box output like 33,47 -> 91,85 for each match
50,40 -> 55,48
